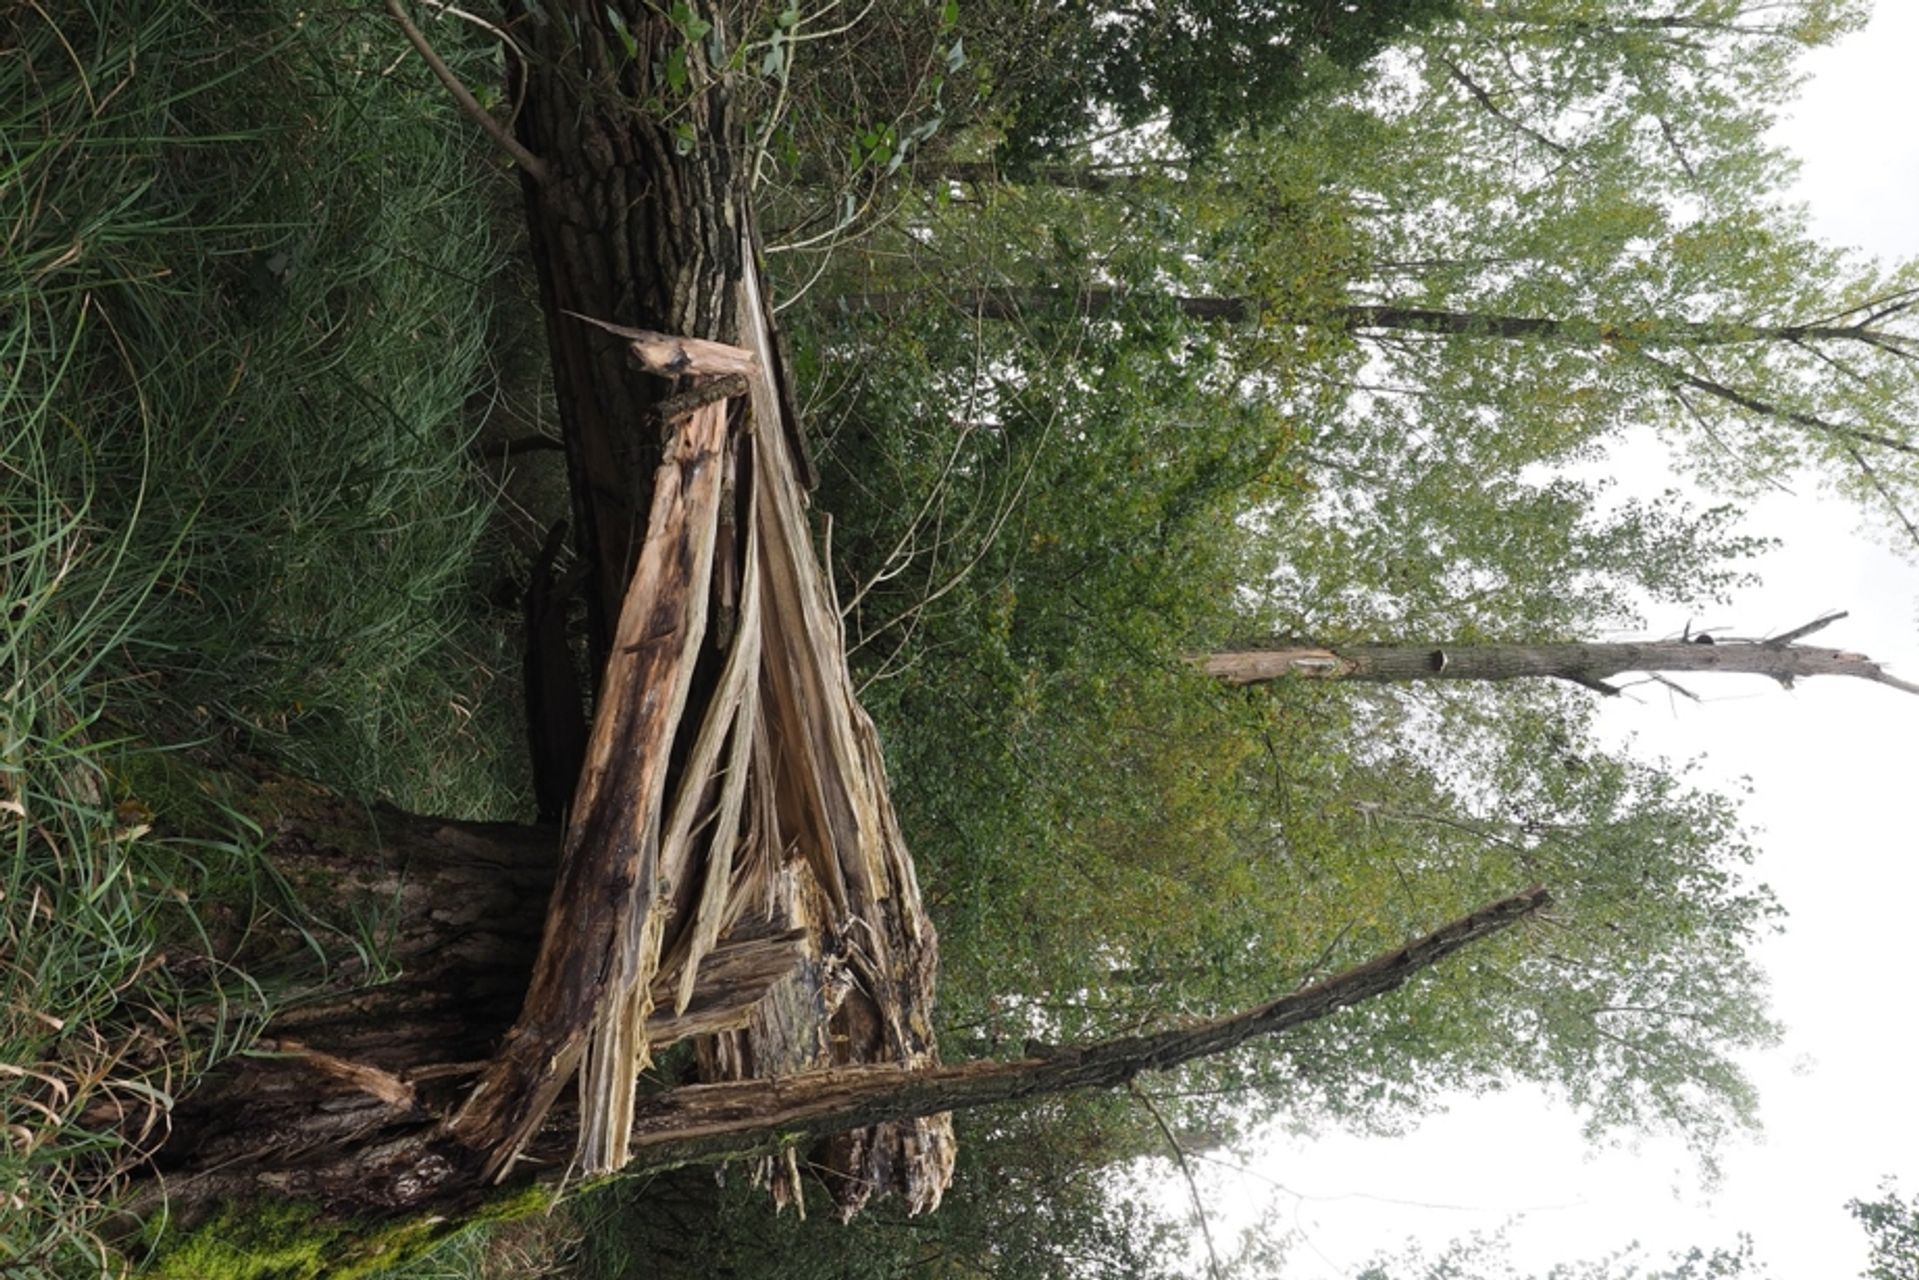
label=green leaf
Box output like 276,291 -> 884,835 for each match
605,6 -> 638,59
668,0 -> 711,43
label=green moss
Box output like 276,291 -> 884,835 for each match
145,1201 -> 419,1280
142,1187 -> 558,1280
467,1183 -> 557,1226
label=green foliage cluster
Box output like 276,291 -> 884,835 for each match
807,285 -> 1294,1021
779,0 -> 1805,1159
561,1104 -> 1187,1280
2,1 -> 525,1271
990,0 -> 1461,162
1850,1178 -> 1919,1280
739,0 -> 1882,1269
1358,1228 -> 1772,1280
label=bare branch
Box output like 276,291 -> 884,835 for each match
1440,56 -> 1570,157
1643,673 -> 1703,703
1670,385 -> 1795,495
1131,1084 -> 1223,1280
1766,611 -> 1847,647
1645,353 -> 1919,458
385,0 -> 550,185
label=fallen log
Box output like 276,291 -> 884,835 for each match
142,888 -> 1546,1229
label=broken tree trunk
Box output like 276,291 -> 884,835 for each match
148,0 -> 1569,1239
146,888 -> 1546,1223
121,0 -> 1580,1249
147,763 -> 807,1183
1203,612 -> 1919,697
143,0 -> 942,1227
429,0 -> 946,1221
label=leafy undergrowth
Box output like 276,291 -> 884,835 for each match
2,2 -> 528,1272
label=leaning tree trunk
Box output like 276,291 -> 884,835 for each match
146,864 -> 1545,1225
1203,613 -> 1919,697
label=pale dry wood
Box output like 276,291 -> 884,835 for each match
581,449 -> 764,1171
562,310 -> 761,379
672,663 -> 762,1015
1202,616 -> 1919,696
661,504 -> 764,1017
448,397 -> 732,1180
577,408 -> 748,1174
453,230 -> 951,1208
543,889 -> 1552,1176
644,928 -> 811,1045
263,1040 -> 416,1110
736,251 -> 952,1215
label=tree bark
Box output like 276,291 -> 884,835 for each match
503,0 -> 752,666
149,765 -> 808,1186
150,766 -> 557,1180
1203,614 -> 1919,697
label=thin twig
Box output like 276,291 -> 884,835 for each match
1649,352 -> 1918,458
1669,384 -> 1794,495
1130,1083 -> 1224,1280
1765,611 -> 1846,647
421,0 -> 531,64
1841,441 -> 1919,554
1441,56 -> 1568,157
1643,672 -> 1701,703
385,0 -> 550,185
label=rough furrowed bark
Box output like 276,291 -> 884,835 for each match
142,765 -> 810,1202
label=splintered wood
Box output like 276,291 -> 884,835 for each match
449,241 -> 952,1217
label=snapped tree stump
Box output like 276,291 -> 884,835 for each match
138,2 -> 1555,1249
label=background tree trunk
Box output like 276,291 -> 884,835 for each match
1204,616 -> 1919,696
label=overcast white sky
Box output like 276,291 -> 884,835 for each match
1195,6 -> 1919,1276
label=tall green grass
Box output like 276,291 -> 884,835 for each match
3,3 -> 529,1271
